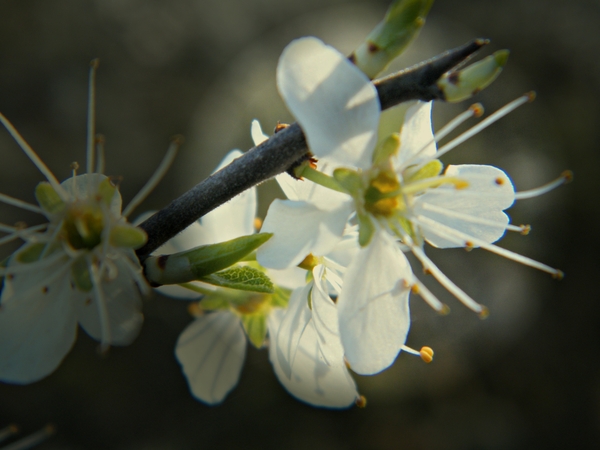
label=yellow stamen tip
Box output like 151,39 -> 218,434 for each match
520,224 -> 531,235
70,161 -> 80,171
420,346 -> 434,363
561,170 -> 574,183
526,91 -> 536,102
469,103 -> 484,118
253,217 -> 263,230
455,180 -> 469,189
188,302 -> 204,317
410,284 -> 420,294
355,395 -> 367,408
170,134 -> 185,145
478,306 -> 490,320
439,304 -> 451,315
552,270 -> 565,281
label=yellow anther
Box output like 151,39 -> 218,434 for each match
562,170 -> 574,183
439,304 -> 451,315
454,180 -> 469,189
355,395 -> 367,408
187,302 -> 204,317
253,217 -> 263,230
410,284 -> 419,294
552,270 -> 565,281
494,177 -> 505,185
464,241 -> 474,251
298,253 -> 320,271
526,91 -> 536,102
478,306 -> 490,320
469,103 -> 484,118
420,346 -> 434,363
274,122 -> 290,133
70,161 -> 80,171
520,224 -> 531,235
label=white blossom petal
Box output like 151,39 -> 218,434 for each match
277,37 -> 380,169
0,258 -> 78,384
175,311 -> 246,405
269,311 -> 358,409
395,101 -> 436,169
257,198 -> 353,270
77,257 -> 144,346
337,231 -> 412,375
274,284 -> 312,378
414,164 -> 515,248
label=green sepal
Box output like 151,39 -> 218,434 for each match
35,182 -> 65,215
98,178 -> 118,207
405,159 -> 443,182
270,285 -> 292,309
351,0 -> 434,79
71,256 -> 93,292
438,50 -> 509,103
199,265 -> 274,293
15,242 -> 47,263
239,313 -> 268,348
333,168 -> 363,196
372,133 -> 400,166
109,224 -> 148,249
358,211 -> 375,247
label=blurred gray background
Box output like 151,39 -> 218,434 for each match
0,0 -> 598,448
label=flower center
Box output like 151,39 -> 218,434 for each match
62,201 -> 105,250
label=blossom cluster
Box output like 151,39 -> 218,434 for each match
0,8 -> 569,410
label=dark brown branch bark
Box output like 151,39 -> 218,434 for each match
136,38 -> 487,259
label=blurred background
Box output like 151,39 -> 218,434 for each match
0,0 -> 598,448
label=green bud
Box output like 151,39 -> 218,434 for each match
35,182 -> 65,215
438,50 -> 509,103
350,0 -> 434,79
404,159 -> 443,182
144,233 -> 272,285
372,133 -> 400,166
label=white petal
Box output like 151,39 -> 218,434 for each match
268,311 -> 358,409
250,119 -> 269,146
311,267 -> 345,365
0,258 -> 78,384
414,164 -> 515,248
277,37 -> 379,169
257,199 -> 353,270
337,231 -> 412,375
395,101 -> 437,169
77,256 -> 144,346
175,311 -> 246,405
275,285 -> 312,379
61,174 -> 122,214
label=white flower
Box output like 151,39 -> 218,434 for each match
0,131 -> 155,385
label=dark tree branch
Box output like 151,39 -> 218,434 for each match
136,38 -> 487,259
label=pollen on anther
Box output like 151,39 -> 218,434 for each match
439,304 -> 451,315
423,267 -> 432,275
253,217 -> 263,230
526,91 -> 537,102
70,161 -> 80,171
464,241 -> 474,251
355,395 -> 367,408
420,346 -> 434,363
495,177 -> 505,185
188,302 -> 204,317
478,306 -> 490,320
562,170 -> 574,183
410,284 -> 420,294
520,224 -> 531,235
470,103 -> 484,118
552,270 -> 565,281
42,286 -> 49,294
274,122 -> 290,133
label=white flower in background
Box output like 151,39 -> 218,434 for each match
155,150 -> 288,405
0,64 -> 178,384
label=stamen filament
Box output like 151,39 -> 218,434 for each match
122,136 -> 183,218
400,232 -> 485,313
410,277 -> 448,313
88,258 -> 112,353
414,214 -> 563,278
0,424 -> 55,450
298,166 -> 347,194
0,113 -> 69,201
95,134 -> 106,174
402,176 -> 468,195
86,59 -> 99,175
515,170 -> 573,200
434,93 -> 533,160
0,193 -> 44,215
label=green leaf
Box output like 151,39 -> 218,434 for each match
199,266 -> 274,293
240,313 -> 268,348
